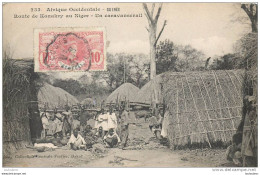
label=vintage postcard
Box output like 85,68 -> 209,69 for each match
2,2 -> 258,171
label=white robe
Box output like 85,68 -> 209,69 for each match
67,133 -> 86,147
94,113 -> 108,131
161,111 -> 170,138
107,113 -> 117,129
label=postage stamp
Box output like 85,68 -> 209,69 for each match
34,27 -> 106,72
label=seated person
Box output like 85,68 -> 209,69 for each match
104,128 -> 121,148
226,132 -> 243,166
84,125 -> 96,149
67,129 -> 86,150
95,126 -> 105,139
92,126 -> 106,153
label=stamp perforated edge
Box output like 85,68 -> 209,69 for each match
33,27 -> 107,72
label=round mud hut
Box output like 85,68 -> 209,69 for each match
106,83 -> 140,105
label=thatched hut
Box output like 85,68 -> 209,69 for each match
3,59 -> 42,156
106,83 -> 139,105
161,69 -> 245,148
136,74 -> 163,106
37,83 -> 79,109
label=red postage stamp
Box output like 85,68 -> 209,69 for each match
34,27 -> 106,72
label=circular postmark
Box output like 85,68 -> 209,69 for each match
44,32 -> 92,71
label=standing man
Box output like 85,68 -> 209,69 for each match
40,108 -> 49,138
62,106 -> 73,136
107,105 -> 117,130
119,105 -> 129,149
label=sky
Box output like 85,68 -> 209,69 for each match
3,3 -> 251,79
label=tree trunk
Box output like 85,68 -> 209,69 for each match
149,26 -> 157,80
251,20 -> 258,33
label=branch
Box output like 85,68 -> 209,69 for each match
151,3 -> 155,18
250,3 -> 254,13
145,26 -> 150,32
255,4 -> 258,17
143,3 -> 153,23
154,3 -> 163,23
241,4 -> 253,19
154,20 -> 167,46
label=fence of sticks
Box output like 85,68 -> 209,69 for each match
162,69 -> 245,149
3,58 -> 41,156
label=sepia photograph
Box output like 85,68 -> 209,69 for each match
2,2 -> 258,169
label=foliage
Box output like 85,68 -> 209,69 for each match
99,53 -> 149,90
53,79 -> 82,96
156,39 -> 205,73
156,39 -> 178,74
210,53 -> 244,70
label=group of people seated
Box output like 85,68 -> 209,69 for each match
67,126 -> 121,151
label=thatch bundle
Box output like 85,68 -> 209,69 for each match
37,83 -> 79,109
3,58 -> 41,156
81,98 -> 94,106
162,69 -> 245,148
136,74 -> 163,105
105,83 -> 139,104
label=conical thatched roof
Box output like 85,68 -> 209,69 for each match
136,74 -> 163,105
38,83 -> 79,109
162,69 -> 245,148
106,83 -> 139,104
81,98 -> 93,105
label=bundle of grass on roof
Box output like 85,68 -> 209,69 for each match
37,82 -> 79,109
105,83 -> 139,105
3,57 -> 41,156
136,74 -> 163,106
161,69 -> 245,149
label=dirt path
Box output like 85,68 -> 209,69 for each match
3,119 -> 231,167
3,145 -> 229,167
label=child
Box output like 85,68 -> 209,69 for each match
104,128 -> 121,148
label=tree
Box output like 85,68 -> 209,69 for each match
143,3 -> 167,80
53,79 -> 82,96
100,53 -> 149,90
210,53 -> 244,70
156,39 -> 178,74
241,4 -> 258,33
176,45 -> 205,72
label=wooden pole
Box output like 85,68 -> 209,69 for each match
181,76 -> 193,144
214,71 -> 236,131
195,75 -> 217,142
212,71 -> 228,142
175,77 -> 182,146
184,73 -> 212,148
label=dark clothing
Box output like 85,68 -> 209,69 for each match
105,135 -> 119,148
120,125 -> 129,148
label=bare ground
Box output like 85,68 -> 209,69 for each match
3,118 -> 234,167
3,145 -> 231,167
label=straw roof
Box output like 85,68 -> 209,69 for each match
38,83 -> 79,109
106,83 -> 139,104
3,58 -> 39,156
81,98 -> 93,105
162,69 -> 245,148
136,74 -> 163,105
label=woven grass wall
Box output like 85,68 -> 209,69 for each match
3,58 -> 40,156
162,69 -> 245,148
